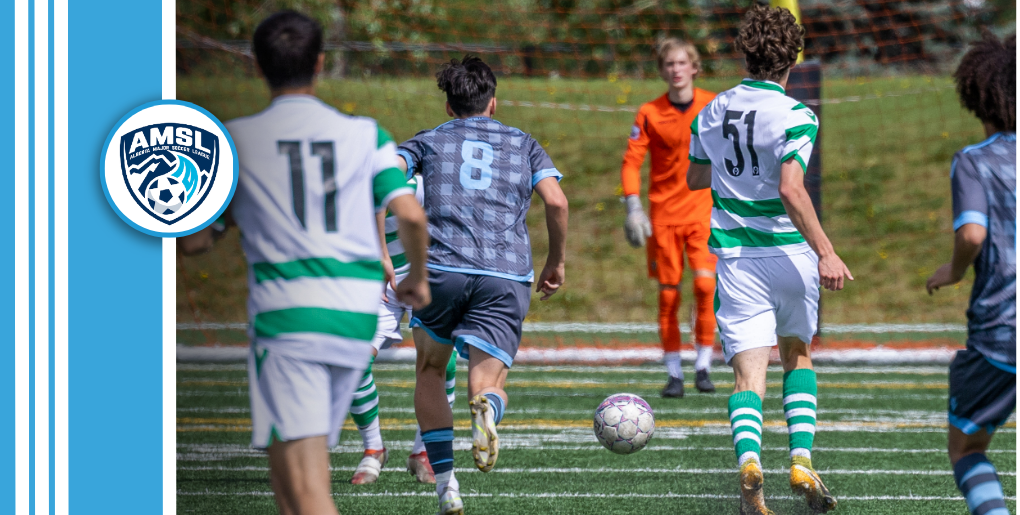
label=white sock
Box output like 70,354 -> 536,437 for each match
738,451 -> 760,467
411,426 -> 426,454
695,345 -> 713,372
435,470 -> 459,495
664,351 -> 683,379
359,418 -> 383,450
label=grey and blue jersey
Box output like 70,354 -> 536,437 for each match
951,131 -> 1016,367
397,117 -> 562,282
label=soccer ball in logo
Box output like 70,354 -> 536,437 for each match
593,393 -> 655,454
146,176 -> 187,215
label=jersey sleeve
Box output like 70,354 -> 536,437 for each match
951,152 -> 989,230
529,138 -> 563,187
396,130 -> 429,179
781,104 -> 819,173
620,108 -> 650,196
373,125 -> 414,211
688,114 -> 710,165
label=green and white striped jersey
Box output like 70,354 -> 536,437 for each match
383,175 -> 425,277
690,79 -> 818,258
226,95 -> 413,368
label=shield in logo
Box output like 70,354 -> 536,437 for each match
120,123 -> 219,225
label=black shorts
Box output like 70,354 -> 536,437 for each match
410,269 -> 531,368
948,347 -> 1016,435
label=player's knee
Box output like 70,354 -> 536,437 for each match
693,275 -> 715,297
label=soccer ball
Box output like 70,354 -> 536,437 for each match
593,393 -> 655,454
146,175 -> 187,215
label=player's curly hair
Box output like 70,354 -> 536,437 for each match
954,31 -> 1016,132
436,55 -> 497,117
735,5 -> 804,83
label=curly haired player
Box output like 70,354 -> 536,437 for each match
687,5 -> 852,514
926,31 -> 1015,515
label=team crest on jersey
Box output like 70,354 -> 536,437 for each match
121,123 -> 219,224
101,100 -> 237,237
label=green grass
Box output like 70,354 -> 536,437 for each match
177,362 -> 1016,514
177,74 -> 984,325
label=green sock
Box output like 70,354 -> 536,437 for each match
351,356 -> 380,429
728,390 -> 763,467
445,352 -> 457,406
783,368 -> 817,466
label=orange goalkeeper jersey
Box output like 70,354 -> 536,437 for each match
621,89 -> 716,225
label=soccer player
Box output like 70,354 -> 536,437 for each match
348,175 -> 459,485
395,56 -> 569,514
925,32 -> 1015,515
181,12 -> 431,515
686,6 -> 852,514
620,38 -> 718,398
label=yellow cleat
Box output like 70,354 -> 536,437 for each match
739,460 -> 775,515
790,457 -> 837,513
469,394 -> 499,472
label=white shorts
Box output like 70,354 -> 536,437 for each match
715,252 -> 819,364
371,280 -> 412,352
248,343 -> 362,449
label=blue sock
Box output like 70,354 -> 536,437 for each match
483,392 -> 505,425
954,453 -> 1010,515
421,427 -> 455,475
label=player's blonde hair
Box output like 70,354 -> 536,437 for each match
655,38 -> 701,76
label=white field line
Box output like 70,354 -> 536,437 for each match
175,363 -> 951,375
176,406 -> 959,418
174,389 -> 954,401
176,465 -> 1015,477
176,490 -> 1014,502
178,321 -> 966,334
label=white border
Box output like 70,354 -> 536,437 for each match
14,0 -> 30,511
33,1 -> 50,513
162,0 -> 177,512
53,0 -> 68,513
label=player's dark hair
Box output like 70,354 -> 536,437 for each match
252,11 -> 323,90
735,5 -> 804,83
954,31 -> 1016,132
436,55 -> 497,117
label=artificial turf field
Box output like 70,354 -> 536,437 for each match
177,361 -> 1016,514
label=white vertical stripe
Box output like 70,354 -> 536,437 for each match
34,0 -> 50,513
162,2 -> 177,514
14,0 -> 30,511
53,0 -> 68,513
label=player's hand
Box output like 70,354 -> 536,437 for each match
623,195 -> 652,248
536,262 -> 565,301
926,263 -> 957,295
818,253 -> 853,291
381,256 -> 397,303
395,271 -> 431,310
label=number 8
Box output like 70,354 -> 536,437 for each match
459,140 -> 494,190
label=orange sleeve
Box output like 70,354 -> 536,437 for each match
621,108 -> 650,197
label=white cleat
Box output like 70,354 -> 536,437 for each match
469,394 -> 499,472
437,485 -> 464,515
350,448 -> 387,485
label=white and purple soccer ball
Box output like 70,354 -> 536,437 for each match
146,175 -> 187,215
593,393 -> 655,454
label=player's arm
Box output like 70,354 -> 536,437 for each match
534,176 -> 568,301
927,154 -> 988,294
687,115 -> 712,190
377,209 -> 396,302
621,110 -> 652,247
778,160 -> 853,291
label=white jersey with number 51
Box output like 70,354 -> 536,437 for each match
689,79 -> 818,259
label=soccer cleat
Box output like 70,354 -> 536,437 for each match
790,457 -> 837,513
350,448 -> 388,485
437,484 -> 464,515
695,369 -> 716,393
661,376 -> 685,398
407,451 -> 436,484
469,394 -> 500,472
739,460 -> 775,515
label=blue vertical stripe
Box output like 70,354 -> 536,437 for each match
1,0 -> 15,511
27,1 -> 35,512
47,0 -> 55,512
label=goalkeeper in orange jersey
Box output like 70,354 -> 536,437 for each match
621,38 -> 717,398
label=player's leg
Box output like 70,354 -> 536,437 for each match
650,225 -> 685,397
466,348 -> 510,472
408,352 -> 457,484
730,348 -> 771,515
267,436 -> 337,515
773,252 -> 835,514
947,348 -> 1015,515
685,222 -> 719,393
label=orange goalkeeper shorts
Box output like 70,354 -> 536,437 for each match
647,222 -> 717,285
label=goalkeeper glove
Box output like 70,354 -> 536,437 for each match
623,195 -> 652,248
